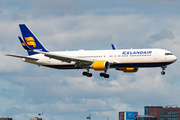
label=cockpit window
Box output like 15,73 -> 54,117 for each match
165,53 -> 173,55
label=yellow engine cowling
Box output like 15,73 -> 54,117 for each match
92,61 -> 109,71
122,68 -> 138,73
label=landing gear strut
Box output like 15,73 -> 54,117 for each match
82,70 -> 92,77
100,70 -> 110,78
161,66 -> 166,75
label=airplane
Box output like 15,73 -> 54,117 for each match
5,24 -> 177,78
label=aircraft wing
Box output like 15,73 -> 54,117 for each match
37,51 -> 119,67
38,51 -> 94,68
44,52 -> 92,63
111,44 -> 117,50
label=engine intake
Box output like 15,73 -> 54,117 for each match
92,61 -> 109,71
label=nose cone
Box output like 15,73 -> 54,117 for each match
172,55 -> 177,62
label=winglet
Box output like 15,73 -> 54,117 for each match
111,44 -> 117,50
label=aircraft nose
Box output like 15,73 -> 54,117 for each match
172,55 -> 177,62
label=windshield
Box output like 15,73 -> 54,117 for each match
165,53 -> 173,55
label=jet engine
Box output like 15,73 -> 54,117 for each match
92,61 -> 109,71
116,68 -> 138,73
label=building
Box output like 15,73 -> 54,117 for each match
0,118 -> 12,120
30,117 -> 42,120
119,111 -> 138,120
144,106 -> 180,120
138,115 -> 157,120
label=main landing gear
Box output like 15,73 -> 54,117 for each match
100,70 -> 110,78
161,66 -> 166,75
82,70 -> 110,78
82,70 -> 92,77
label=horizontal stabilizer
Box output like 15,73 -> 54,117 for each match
5,54 -> 39,61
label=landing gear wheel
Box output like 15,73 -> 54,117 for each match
161,71 -> 165,75
83,71 -> 87,76
161,66 -> 166,75
87,73 -> 92,77
104,74 -> 110,78
82,71 -> 92,77
99,73 -> 110,78
100,73 -> 105,77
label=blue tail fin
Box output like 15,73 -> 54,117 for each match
18,36 -> 35,55
19,24 -> 49,55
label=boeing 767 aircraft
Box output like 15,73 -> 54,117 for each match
6,24 -> 177,78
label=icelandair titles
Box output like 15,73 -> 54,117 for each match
122,50 -> 152,55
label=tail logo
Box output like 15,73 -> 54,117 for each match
22,43 -> 25,46
24,37 -> 37,47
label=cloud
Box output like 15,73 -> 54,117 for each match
150,29 -> 175,41
30,0 -> 84,18
2,68 -> 179,117
0,51 -> 26,72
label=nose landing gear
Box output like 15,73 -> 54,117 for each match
161,71 -> 165,75
161,66 -> 166,75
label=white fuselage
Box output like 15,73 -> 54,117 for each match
24,48 -> 177,70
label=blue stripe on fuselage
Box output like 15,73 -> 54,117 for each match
43,62 -> 173,69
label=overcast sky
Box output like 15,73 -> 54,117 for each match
1,0 -> 180,120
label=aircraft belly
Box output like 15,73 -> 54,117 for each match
110,62 -> 173,68
39,61 -> 173,70
42,64 -> 81,69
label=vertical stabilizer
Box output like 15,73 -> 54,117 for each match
19,24 -> 49,55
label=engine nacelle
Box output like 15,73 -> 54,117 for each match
92,61 -> 109,71
116,68 -> 138,73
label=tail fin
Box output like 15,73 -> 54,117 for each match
18,36 -> 36,55
18,36 -> 31,50
19,24 -> 49,55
